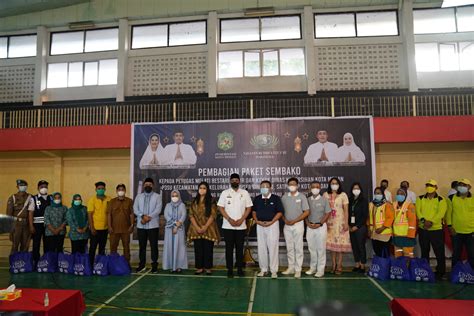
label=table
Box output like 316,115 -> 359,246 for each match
0,288 -> 85,316
391,298 -> 474,316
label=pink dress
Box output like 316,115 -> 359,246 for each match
325,192 -> 351,253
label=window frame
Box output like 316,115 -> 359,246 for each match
413,6 -> 474,34
219,14 -> 302,44
414,41 -> 474,72
0,33 -> 37,59
314,10 -> 400,39
130,19 -> 207,50
49,27 -> 119,56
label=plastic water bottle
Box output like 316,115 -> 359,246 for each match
44,292 -> 49,307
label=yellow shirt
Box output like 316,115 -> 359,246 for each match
446,194 -> 474,234
87,195 -> 111,230
415,194 -> 447,231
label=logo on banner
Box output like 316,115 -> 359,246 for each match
218,132 -> 234,151
250,134 -> 279,150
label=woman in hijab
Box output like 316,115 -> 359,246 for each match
66,194 -> 89,254
392,188 -> 417,258
368,187 -> 394,258
139,133 -> 164,169
163,190 -> 188,273
44,192 -> 68,253
336,133 -> 366,163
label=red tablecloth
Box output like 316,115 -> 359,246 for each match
0,288 -> 85,316
391,298 -> 474,316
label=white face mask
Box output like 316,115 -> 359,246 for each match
288,185 -> 298,193
311,188 -> 320,196
53,199 -> 61,204
330,184 -> 339,191
18,186 -> 27,192
352,189 -> 361,197
39,188 -> 48,195
171,197 -> 179,203
117,191 -> 125,197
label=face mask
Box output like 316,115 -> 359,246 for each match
171,197 -> 179,203
352,189 -> 361,197
39,188 -> 48,195
231,183 -> 239,189
117,191 -> 125,197
457,186 -> 468,194
144,186 -> 153,193
396,195 -> 406,203
96,189 -> 105,196
426,187 -> 436,194
18,186 -> 27,192
53,199 -> 61,204
288,185 -> 297,193
260,188 -> 269,195
73,200 -> 82,206
374,194 -> 384,201
311,188 -> 320,196
330,184 -> 339,191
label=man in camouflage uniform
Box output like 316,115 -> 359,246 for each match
6,179 -> 34,254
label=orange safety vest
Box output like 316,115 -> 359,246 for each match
393,201 -> 416,238
369,203 -> 392,235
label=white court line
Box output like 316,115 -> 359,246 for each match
89,270 -> 150,315
367,277 -> 394,300
247,272 -> 258,316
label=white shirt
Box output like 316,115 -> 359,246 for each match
304,142 -> 338,164
407,190 -> 417,204
384,190 -> 392,202
161,143 -> 197,166
217,188 -> 253,230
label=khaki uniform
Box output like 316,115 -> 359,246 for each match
7,192 -> 33,254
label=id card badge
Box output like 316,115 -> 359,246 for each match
350,216 -> 356,224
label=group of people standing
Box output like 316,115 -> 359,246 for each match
6,175 -> 473,280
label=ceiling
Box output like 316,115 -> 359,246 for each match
0,0 -> 90,18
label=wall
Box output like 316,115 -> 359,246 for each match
1,143 -> 472,212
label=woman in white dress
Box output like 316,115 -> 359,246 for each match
336,133 -> 366,163
139,133 -> 164,169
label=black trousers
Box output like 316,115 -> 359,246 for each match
89,229 -> 108,266
223,229 -> 245,271
372,239 -> 391,258
45,235 -> 65,253
350,225 -> 367,264
71,239 -> 88,254
419,228 -> 445,274
194,238 -> 214,269
32,223 -> 46,264
137,228 -> 159,267
452,232 -> 474,270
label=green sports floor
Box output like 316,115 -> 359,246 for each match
0,259 -> 472,316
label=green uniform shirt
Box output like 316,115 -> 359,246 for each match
446,193 -> 474,234
415,193 -> 447,231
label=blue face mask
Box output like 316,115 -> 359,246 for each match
260,188 -> 269,195
73,200 -> 82,206
396,194 -> 406,202
374,194 -> 384,201
457,186 -> 468,194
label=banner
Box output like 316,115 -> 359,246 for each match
132,117 -> 375,206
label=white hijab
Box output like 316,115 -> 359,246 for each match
139,134 -> 164,169
336,133 -> 366,162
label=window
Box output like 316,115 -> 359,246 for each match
220,15 -> 301,43
456,6 -> 474,32
415,41 -> 474,72
218,48 -> 305,78
47,59 -> 117,88
131,21 -> 206,49
50,28 -> 118,55
169,21 -> 206,46
315,11 -> 398,38
414,8 -> 456,34
315,14 -> 356,38
356,11 -> 398,36
0,34 -> 37,58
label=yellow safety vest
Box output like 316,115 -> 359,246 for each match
369,203 -> 392,235
393,201 -> 410,237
